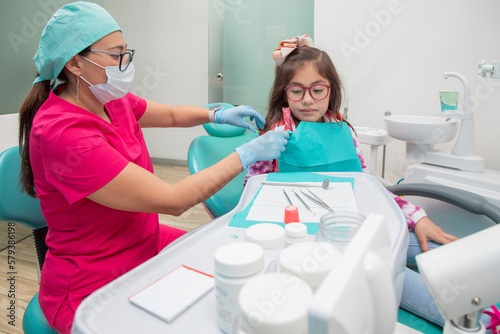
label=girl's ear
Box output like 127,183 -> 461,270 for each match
65,55 -> 81,77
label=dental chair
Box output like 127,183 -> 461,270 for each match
387,182 -> 500,333
187,103 -> 258,219
0,146 -> 57,334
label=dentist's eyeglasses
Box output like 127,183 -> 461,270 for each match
89,49 -> 135,71
284,84 -> 330,102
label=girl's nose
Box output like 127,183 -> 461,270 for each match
302,89 -> 314,104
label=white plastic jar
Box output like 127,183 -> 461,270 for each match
214,242 -> 265,334
284,223 -> 308,246
238,273 -> 313,334
279,242 -> 341,291
246,223 -> 285,249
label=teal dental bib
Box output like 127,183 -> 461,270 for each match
278,122 -> 362,173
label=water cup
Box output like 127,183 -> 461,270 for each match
439,91 -> 459,111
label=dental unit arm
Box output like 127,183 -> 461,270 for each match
387,183 -> 500,224
389,182 -> 500,334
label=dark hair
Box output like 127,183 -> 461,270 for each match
265,46 -> 350,131
19,48 -> 91,197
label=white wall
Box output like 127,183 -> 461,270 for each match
103,0 -> 209,163
0,114 -> 19,153
315,0 -> 500,183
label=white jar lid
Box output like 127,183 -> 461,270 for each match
239,273 -> 313,334
246,223 -> 285,249
279,242 -> 341,290
285,223 -> 307,238
214,242 -> 264,278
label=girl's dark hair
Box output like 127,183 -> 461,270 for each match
265,46 -> 351,131
19,48 -> 91,197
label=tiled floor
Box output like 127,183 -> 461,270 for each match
0,164 -> 211,334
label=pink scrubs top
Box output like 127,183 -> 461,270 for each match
29,90 -> 178,327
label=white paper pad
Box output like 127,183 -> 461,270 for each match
129,265 -> 214,323
246,182 -> 358,223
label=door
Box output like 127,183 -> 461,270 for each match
209,0 -> 314,116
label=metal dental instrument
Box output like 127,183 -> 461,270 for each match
298,189 -> 326,207
302,188 -> 334,212
300,193 -> 326,210
291,188 -> 315,215
262,179 -> 330,189
282,188 -> 294,206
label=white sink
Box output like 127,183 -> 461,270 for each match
384,115 -> 460,144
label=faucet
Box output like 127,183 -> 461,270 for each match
443,72 -> 472,116
443,72 -> 475,157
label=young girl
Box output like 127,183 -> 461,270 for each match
245,34 -> 498,330
247,34 -> 456,254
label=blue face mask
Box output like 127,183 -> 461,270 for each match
80,56 -> 135,104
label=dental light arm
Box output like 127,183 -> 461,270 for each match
416,223 -> 500,334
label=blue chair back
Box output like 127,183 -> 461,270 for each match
188,132 -> 257,218
188,103 -> 258,218
0,146 -> 46,229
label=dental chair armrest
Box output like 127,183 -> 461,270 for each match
386,183 -> 500,224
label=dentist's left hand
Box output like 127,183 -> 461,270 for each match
214,105 -> 266,133
235,130 -> 289,170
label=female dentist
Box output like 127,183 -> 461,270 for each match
18,2 -> 289,333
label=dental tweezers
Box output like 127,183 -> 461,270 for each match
299,188 -> 334,212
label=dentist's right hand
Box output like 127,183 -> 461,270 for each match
235,130 -> 289,170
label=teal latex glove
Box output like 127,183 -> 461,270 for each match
235,130 -> 289,170
214,105 -> 266,133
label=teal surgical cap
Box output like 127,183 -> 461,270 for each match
33,1 -> 121,85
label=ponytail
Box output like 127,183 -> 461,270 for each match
19,75 -> 51,197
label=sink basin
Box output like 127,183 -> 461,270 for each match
384,115 -> 460,144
